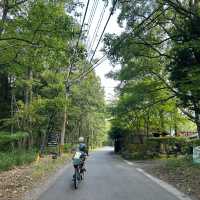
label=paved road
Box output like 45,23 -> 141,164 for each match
38,147 -> 182,200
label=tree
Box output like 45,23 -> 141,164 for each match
0,0 -> 107,151
104,0 -> 199,138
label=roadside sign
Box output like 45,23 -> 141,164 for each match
193,146 -> 200,164
47,133 -> 59,147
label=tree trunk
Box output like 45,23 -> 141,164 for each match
173,108 -> 178,136
0,0 -> 9,34
0,73 -> 11,119
61,105 -> 67,146
196,122 -> 200,139
25,68 -> 33,148
145,111 -> 150,137
194,108 -> 200,138
190,0 -> 199,13
159,110 -> 164,132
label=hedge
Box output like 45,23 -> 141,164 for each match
123,137 -> 200,159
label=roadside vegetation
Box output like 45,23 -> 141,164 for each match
0,153 -> 72,200
0,150 -> 37,172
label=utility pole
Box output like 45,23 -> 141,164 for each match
60,83 -> 70,153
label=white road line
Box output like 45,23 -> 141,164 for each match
124,160 -> 134,166
136,168 -> 192,200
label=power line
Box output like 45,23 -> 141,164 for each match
71,54 -> 107,84
69,0 -> 166,88
88,0 -> 118,63
87,1 -> 107,53
70,0 -> 118,86
66,0 -> 91,85
75,0 -> 91,50
85,0 -> 99,41
81,55 -> 107,79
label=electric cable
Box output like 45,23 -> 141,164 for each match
88,0 -> 118,63
87,1 -> 107,51
85,0 -> 99,41
66,0 -> 91,85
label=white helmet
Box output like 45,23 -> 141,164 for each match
78,136 -> 84,143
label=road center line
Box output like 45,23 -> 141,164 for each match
136,168 -> 192,200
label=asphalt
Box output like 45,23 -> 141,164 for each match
38,147 -> 183,200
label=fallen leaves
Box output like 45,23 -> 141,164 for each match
0,154 -> 71,200
140,159 -> 200,200
0,166 -> 33,200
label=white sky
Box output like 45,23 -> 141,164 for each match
80,0 -> 123,101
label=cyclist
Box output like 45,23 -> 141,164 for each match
72,137 -> 88,180
77,137 -> 88,172
78,136 -> 88,155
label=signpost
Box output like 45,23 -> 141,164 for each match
47,133 -> 60,159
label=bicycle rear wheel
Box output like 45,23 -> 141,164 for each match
80,170 -> 84,180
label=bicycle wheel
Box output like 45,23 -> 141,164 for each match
74,168 -> 78,189
80,170 -> 84,180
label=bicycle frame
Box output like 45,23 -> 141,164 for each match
73,163 -> 84,189
72,152 -> 87,189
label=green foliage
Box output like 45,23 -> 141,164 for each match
165,156 -> 197,170
0,131 -> 28,144
108,126 -> 129,139
0,0 -> 107,154
146,137 -> 200,153
147,137 -> 188,146
0,131 -> 29,151
104,0 -> 200,154
121,137 -> 200,160
0,150 -> 37,171
122,142 -> 159,160
63,143 -> 73,153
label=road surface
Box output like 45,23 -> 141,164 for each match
38,147 -> 187,200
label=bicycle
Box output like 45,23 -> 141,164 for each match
72,152 -> 86,189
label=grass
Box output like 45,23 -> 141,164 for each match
0,150 -> 37,172
165,156 -> 195,169
31,153 -> 72,180
0,152 -> 72,200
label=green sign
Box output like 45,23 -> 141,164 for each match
193,146 -> 200,164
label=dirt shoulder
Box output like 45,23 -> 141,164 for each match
0,154 -> 72,200
134,157 -> 200,200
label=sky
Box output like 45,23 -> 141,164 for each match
79,0 -> 123,101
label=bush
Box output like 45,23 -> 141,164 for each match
165,156 -> 195,170
147,137 -> 188,146
63,143 -> 72,153
0,150 -> 37,171
146,137 -> 188,154
122,137 -> 200,160
0,131 -> 29,143
123,143 -> 159,159
0,131 -> 29,151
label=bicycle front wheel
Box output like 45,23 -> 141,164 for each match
74,168 -> 78,189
